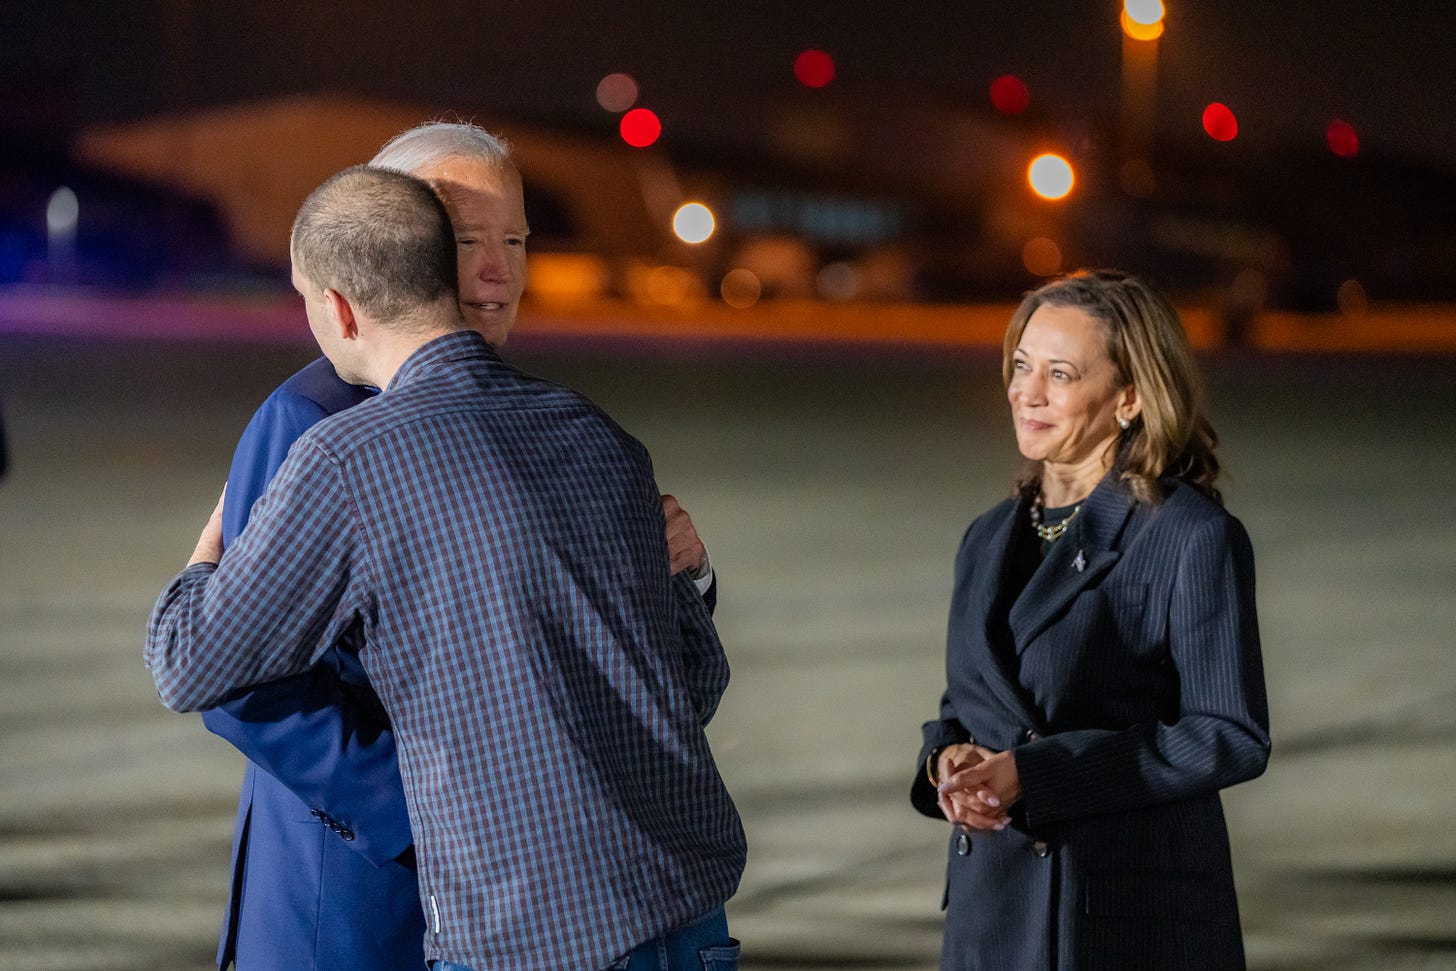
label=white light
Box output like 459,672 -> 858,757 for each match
1028,154 -> 1075,201
1124,0 -> 1165,26
47,186 -> 79,235
672,202 -> 716,244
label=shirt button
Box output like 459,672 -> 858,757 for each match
1032,840 -> 1050,858
955,832 -> 971,856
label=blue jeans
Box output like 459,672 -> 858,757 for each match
431,908 -> 738,971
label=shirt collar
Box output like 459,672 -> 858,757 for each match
386,330 -> 500,392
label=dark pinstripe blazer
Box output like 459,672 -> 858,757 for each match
912,475 -> 1270,971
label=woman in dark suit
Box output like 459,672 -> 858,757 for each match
911,270 -> 1270,970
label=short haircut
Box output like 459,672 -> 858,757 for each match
370,121 -> 513,175
290,165 -> 458,325
1002,269 -> 1222,505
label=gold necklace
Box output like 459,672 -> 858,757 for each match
1029,500 -> 1081,542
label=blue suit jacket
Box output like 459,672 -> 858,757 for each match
913,477 -> 1269,970
202,357 -> 425,970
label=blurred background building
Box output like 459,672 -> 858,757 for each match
2,0 -> 1454,349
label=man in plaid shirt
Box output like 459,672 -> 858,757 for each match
146,165 -> 745,970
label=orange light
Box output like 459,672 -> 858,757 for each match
1022,238 -> 1062,277
1120,9 -> 1164,41
1337,279 -> 1368,317
1027,153 -> 1075,200
620,108 -> 662,148
720,269 -> 762,308
526,253 -> 609,302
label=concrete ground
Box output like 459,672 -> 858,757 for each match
1,332 -> 1454,970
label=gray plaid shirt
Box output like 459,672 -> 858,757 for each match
147,331 -> 745,970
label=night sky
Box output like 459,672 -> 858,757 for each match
4,1 -> 1454,169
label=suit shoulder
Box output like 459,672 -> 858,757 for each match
957,494 -> 1018,553
971,495 -> 1020,534
271,357 -> 375,415
1145,480 -> 1253,554
1157,480 -> 1236,526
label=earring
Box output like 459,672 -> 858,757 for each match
1118,417 -> 1131,430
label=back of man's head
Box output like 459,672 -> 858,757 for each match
371,121 -> 512,175
291,165 -> 459,328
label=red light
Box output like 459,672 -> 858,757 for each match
794,49 -> 835,88
619,108 -> 661,148
1327,119 -> 1359,158
990,75 -> 1029,115
1202,102 -> 1238,142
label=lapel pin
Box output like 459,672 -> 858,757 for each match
1073,549 -> 1086,573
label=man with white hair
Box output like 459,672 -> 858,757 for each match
198,125 -> 720,970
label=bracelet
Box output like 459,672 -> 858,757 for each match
926,747 -> 945,787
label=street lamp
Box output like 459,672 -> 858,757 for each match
672,202 -> 716,244
1119,0 -> 1163,186
1028,154 -> 1075,201
1121,0 -> 1165,40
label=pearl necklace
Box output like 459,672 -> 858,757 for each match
1029,500 -> 1081,542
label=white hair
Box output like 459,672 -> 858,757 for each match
370,121 -> 513,174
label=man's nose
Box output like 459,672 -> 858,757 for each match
473,247 -> 512,282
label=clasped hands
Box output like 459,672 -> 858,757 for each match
936,743 -> 1023,832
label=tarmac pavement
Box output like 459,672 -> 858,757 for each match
1,332 -> 1454,969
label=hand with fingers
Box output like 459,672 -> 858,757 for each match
938,747 -> 1022,832
188,486 -> 227,567
661,493 -> 710,579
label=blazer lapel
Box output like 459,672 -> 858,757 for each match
957,499 -> 1051,733
1008,478 -> 1137,653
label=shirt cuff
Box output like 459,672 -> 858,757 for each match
689,551 -> 714,596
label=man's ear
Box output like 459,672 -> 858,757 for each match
322,288 -> 359,340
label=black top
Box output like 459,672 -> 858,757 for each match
991,500 -> 1080,673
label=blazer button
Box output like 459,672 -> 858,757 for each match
955,832 -> 971,856
1023,729 -> 1039,742
1032,840 -> 1050,858
339,828 -> 356,841
310,809 -> 324,819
